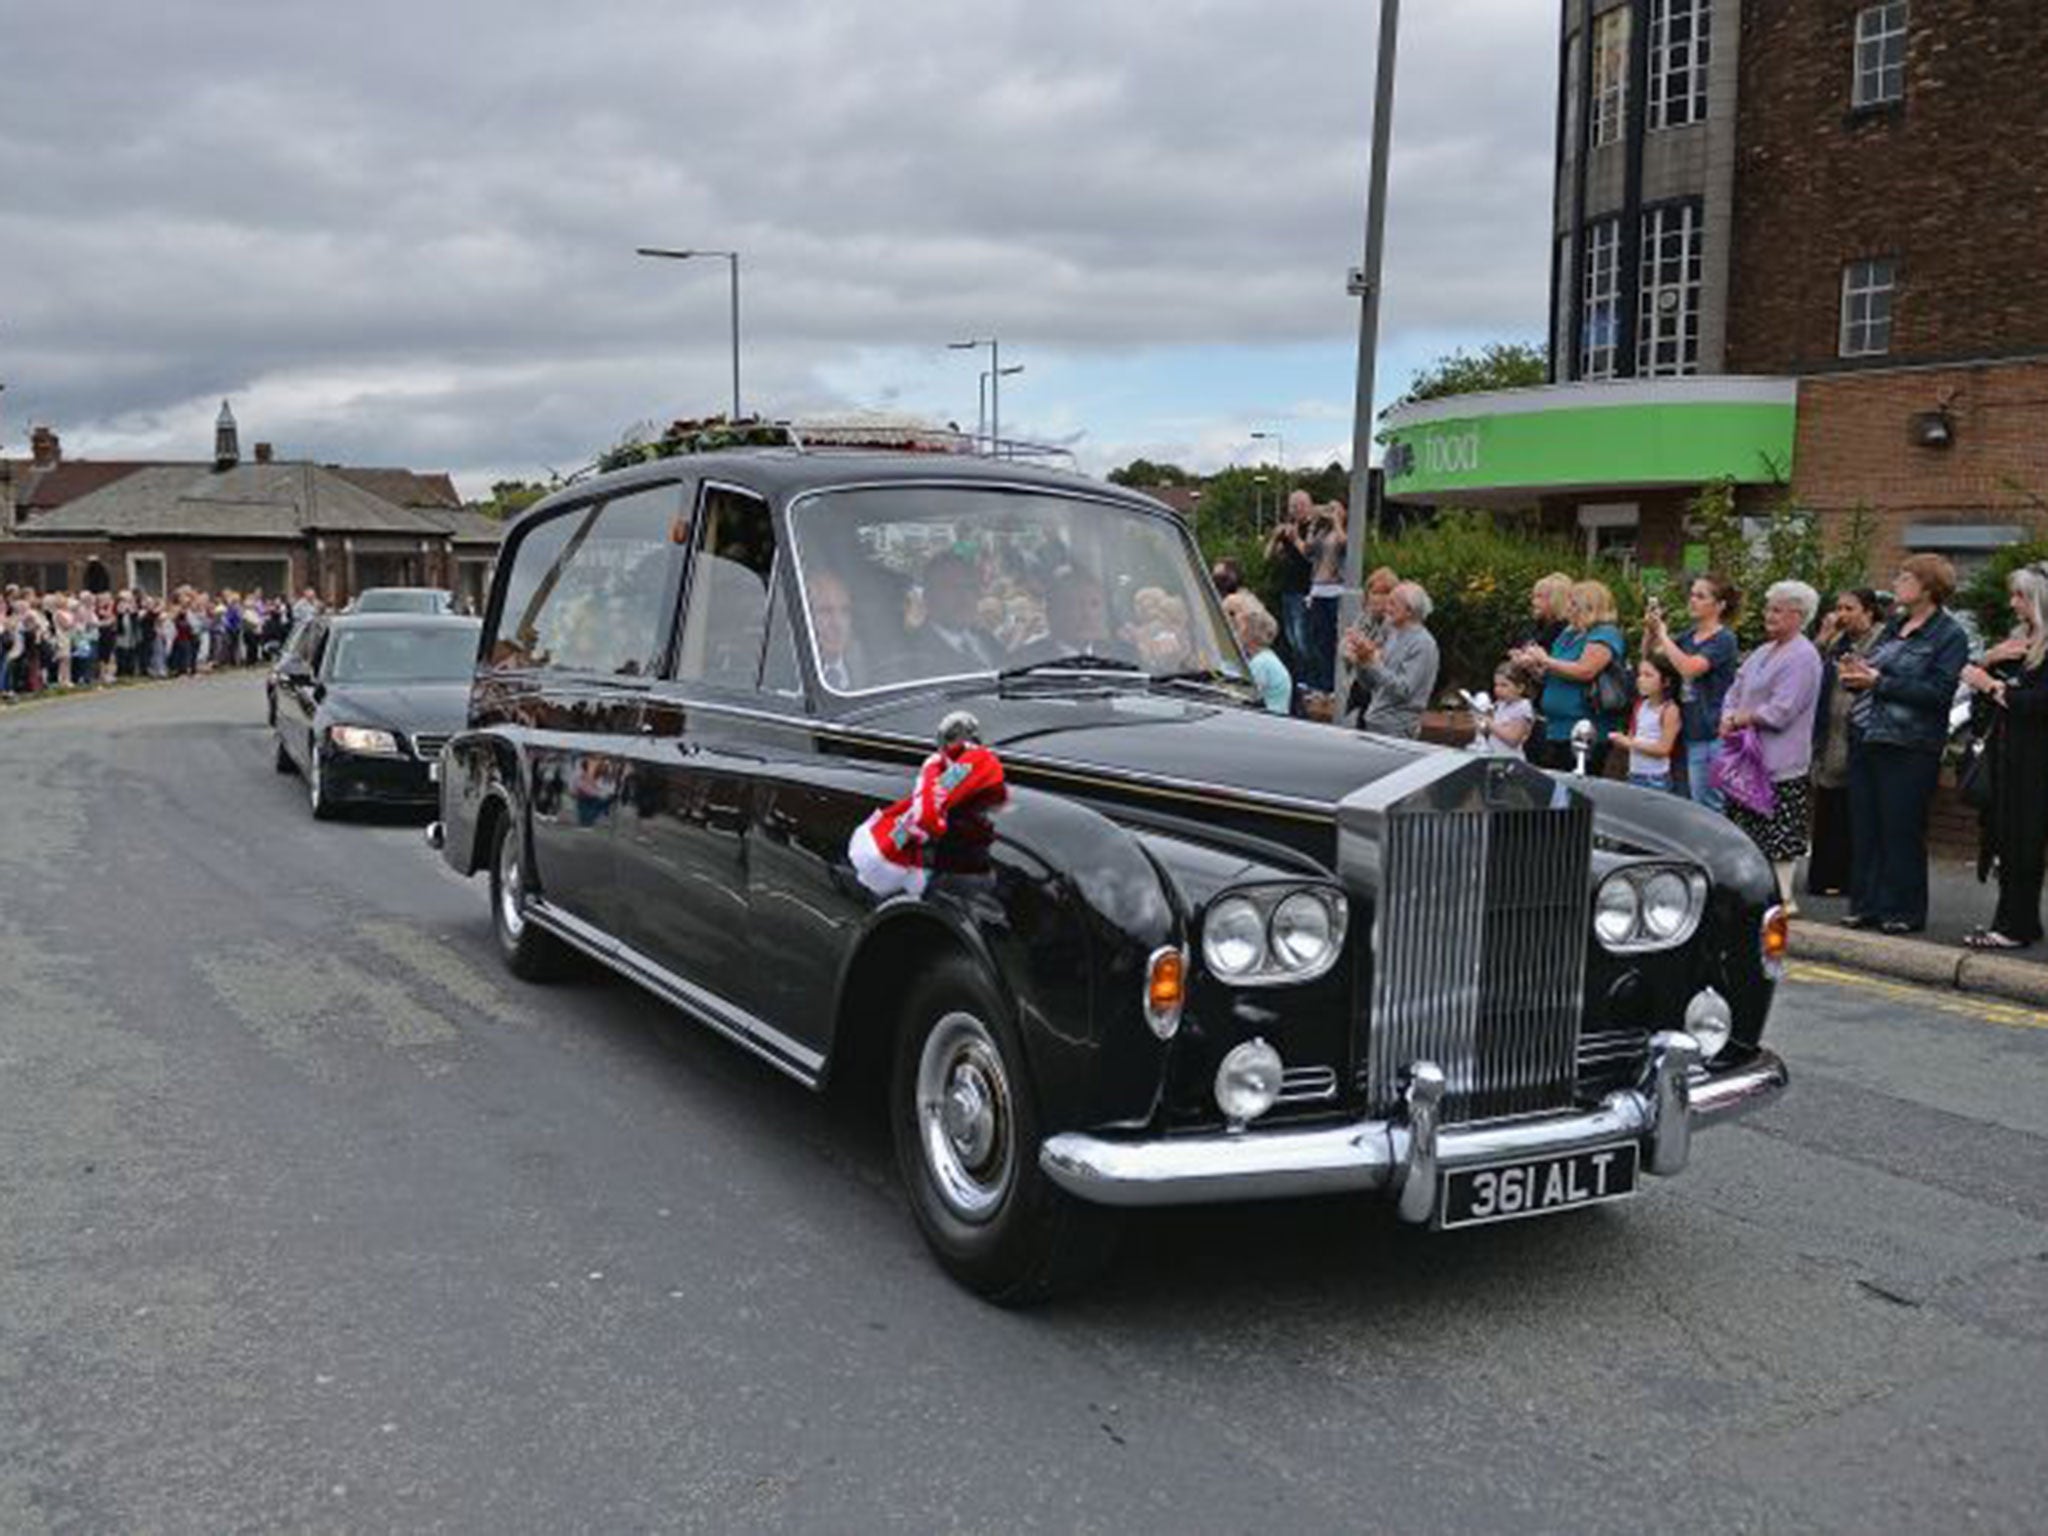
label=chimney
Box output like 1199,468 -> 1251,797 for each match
254,442 -> 274,464
30,425 -> 60,467
214,400 -> 240,472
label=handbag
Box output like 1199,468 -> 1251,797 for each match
1710,727 -> 1777,816
1591,655 -> 1631,718
1956,734 -> 1993,811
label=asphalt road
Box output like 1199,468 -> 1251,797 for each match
3,676 -> 2045,1535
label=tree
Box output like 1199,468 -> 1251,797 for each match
1107,458 -> 1194,488
1389,341 -> 1547,411
470,478 -> 555,521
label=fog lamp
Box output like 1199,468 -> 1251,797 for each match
1684,986 -> 1733,1061
1214,1039 -> 1284,1127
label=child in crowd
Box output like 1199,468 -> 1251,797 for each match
1488,662 -> 1538,757
1613,656 -> 1681,791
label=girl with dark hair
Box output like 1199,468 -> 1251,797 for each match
1647,573 -> 1740,808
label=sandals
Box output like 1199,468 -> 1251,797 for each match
1963,929 -> 2035,951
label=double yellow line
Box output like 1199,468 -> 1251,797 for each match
1786,961 -> 2048,1032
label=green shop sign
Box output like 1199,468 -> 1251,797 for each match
1381,387 -> 1796,498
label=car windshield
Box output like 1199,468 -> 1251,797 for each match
354,589 -> 450,613
326,625 -> 479,683
787,485 -> 1248,697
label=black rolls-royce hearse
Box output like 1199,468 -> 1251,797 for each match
430,447 -> 1789,1302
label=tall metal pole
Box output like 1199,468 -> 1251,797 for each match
1337,0 -> 1401,712
978,371 -> 990,451
990,338 -> 1003,459
726,253 -> 742,421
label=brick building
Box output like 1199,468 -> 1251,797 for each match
1380,0 -> 2048,579
0,404 -> 503,608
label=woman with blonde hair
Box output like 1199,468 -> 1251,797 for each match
1521,571 -> 1574,651
1958,563 -> 2048,949
1223,591 -> 1294,715
1515,579 -> 1626,774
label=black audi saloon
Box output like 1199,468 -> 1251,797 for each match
432,448 -> 1789,1302
271,611 -> 481,818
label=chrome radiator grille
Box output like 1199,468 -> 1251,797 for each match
409,732 -> 449,761
1361,793 -> 1593,1125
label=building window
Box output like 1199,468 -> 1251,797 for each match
1637,203 -> 1704,376
1853,3 -> 1908,108
1648,0 -> 1711,130
1591,7 -> 1631,147
1580,219 -> 1623,380
1840,258 -> 1897,356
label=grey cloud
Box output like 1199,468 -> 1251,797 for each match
2,0 -> 1555,489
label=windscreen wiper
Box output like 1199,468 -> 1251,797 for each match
996,654 -> 1145,682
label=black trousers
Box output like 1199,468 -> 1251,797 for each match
1993,827 -> 2047,944
1806,783 -> 1854,895
1847,743 -> 1941,927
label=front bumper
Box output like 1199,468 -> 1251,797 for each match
1039,1032 -> 1786,1216
320,748 -> 439,806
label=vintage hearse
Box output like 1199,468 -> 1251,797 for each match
430,449 -> 1788,1301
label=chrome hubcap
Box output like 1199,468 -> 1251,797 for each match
916,1011 -> 1013,1222
497,832 -> 526,940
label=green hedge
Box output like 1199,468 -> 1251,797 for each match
1959,537 -> 2048,645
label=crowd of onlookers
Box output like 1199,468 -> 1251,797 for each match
1,584 -> 325,699
1216,529 -> 2048,954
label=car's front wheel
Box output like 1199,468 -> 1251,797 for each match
489,811 -> 567,981
307,751 -> 337,820
891,956 -> 1116,1304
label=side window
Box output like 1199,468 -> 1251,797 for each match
676,486 -> 777,689
760,570 -> 803,699
488,484 -> 685,676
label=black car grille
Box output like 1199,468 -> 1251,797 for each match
409,732 -> 449,762
1360,792 -> 1594,1125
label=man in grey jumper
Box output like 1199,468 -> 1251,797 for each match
1349,581 -> 1440,739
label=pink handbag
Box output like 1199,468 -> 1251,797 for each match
1709,727 -> 1776,816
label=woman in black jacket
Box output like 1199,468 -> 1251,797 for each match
1960,563 -> 2048,949
1837,554 -> 1971,935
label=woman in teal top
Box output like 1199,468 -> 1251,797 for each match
1225,592 -> 1294,715
1514,578 -> 1626,774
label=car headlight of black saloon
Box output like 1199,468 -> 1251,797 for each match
1199,885 -> 1349,985
1592,863 -> 1708,953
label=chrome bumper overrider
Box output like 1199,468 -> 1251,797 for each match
1039,1033 -> 1787,1214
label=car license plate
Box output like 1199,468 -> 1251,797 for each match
1438,1143 -> 1639,1229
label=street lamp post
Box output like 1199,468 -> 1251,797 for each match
1339,0 -> 1402,707
950,339 -> 1011,455
636,246 -> 742,421
1251,429 -> 1286,529
978,365 -> 1024,454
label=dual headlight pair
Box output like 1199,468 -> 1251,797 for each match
1200,885 -> 1349,986
1594,863 -> 1708,952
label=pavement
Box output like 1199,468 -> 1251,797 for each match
1797,862 -> 2048,1009
4,674 -> 2046,1533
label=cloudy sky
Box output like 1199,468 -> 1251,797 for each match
2,0 -> 1557,497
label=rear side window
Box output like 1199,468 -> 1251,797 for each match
675,485 -> 778,689
488,483 -> 686,676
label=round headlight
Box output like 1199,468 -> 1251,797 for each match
1203,897 -> 1266,978
1270,892 -> 1336,971
1640,870 -> 1692,941
1594,876 -> 1640,947
1214,1038 -> 1284,1125
1685,987 -> 1733,1060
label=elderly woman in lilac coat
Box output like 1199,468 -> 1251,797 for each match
1720,581 -> 1826,911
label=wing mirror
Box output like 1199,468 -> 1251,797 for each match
278,658 -> 313,685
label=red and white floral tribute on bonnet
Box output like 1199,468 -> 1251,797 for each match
849,711 -> 1007,898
